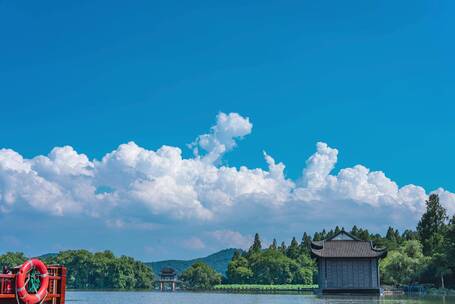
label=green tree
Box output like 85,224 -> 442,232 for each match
383,226 -> 401,250
250,250 -> 301,284
380,240 -> 429,285
320,229 -> 327,240
445,216 -> 455,269
279,241 -> 287,254
226,253 -> 252,284
429,252 -> 452,288
227,233 -> 316,285
417,194 -> 448,256
45,249 -> 154,289
351,225 -> 359,237
180,262 -> 221,290
386,226 -> 398,242
231,250 -> 242,261
402,229 -> 418,241
248,233 -> 262,254
296,252 -> 317,283
227,264 -> 253,284
358,228 -> 370,240
226,223 -> 455,287
429,215 -> 455,288
286,237 -> 300,259
0,252 -> 27,268
293,266 -> 314,285
300,232 -> 312,254
269,239 -> 277,250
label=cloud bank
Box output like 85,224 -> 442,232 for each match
1,112 -> 454,256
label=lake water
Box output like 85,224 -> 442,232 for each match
66,291 -> 454,304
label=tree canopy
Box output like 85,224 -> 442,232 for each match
44,250 -> 154,289
0,252 -> 27,269
417,194 -> 448,256
180,261 -> 222,290
226,194 -> 455,289
0,250 -> 154,290
2,193 -> 455,289
227,234 -> 316,285
380,240 -> 429,285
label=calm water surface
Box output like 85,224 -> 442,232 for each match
66,291 -> 455,304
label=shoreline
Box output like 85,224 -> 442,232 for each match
65,287 -> 455,297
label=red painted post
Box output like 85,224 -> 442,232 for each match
60,267 -> 67,304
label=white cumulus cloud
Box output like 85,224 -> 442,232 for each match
209,230 -> 253,249
191,112 -> 252,163
0,112 -> 454,235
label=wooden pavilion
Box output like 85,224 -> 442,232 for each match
158,268 -> 177,292
311,230 -> 387,294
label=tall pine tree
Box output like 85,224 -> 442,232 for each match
248,233 -> 262,254
351,225 -> 359,238
417,194 -> 448,256
444,216 -> 455,271
269,239 -> 277,250
300,232 -> 312,254
279,241 -> 287,254
286,237 -> 300,259
386,226 -> 399,242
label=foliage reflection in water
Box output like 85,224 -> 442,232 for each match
66,291 -> 454,304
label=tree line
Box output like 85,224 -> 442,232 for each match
1,194 -> 454,290
227,194 -> 455,289
0,250 -> 221,290
226,233 -> 316,285
0,250 -> 154,289
381,194 -> 455,288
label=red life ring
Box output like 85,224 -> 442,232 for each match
15,259 -> 49,304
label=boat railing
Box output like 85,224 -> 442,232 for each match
0,265 -> 66,304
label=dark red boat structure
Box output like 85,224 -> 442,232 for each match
0,264 -> 66,304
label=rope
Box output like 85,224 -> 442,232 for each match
28,268 -> 41,293
40,291 -> 48,304
15,286 -> 21,304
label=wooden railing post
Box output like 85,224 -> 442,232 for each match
59,267 -> 67,304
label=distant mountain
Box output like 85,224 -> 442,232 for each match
38,253 -> 57,259
147,248 -> 239,276
35,249 -> 238,277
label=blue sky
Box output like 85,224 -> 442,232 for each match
0,1 -> 454,261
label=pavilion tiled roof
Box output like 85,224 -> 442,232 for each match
159,267 -> 177,275
311,231 -> 387,258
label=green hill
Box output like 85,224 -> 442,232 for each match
38,253 -> 57,259
147,248 -> 239,276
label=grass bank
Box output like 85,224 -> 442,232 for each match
427,288 -> 455,296
212,284 -> 318,293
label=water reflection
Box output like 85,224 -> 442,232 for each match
66,291 -> 454,304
